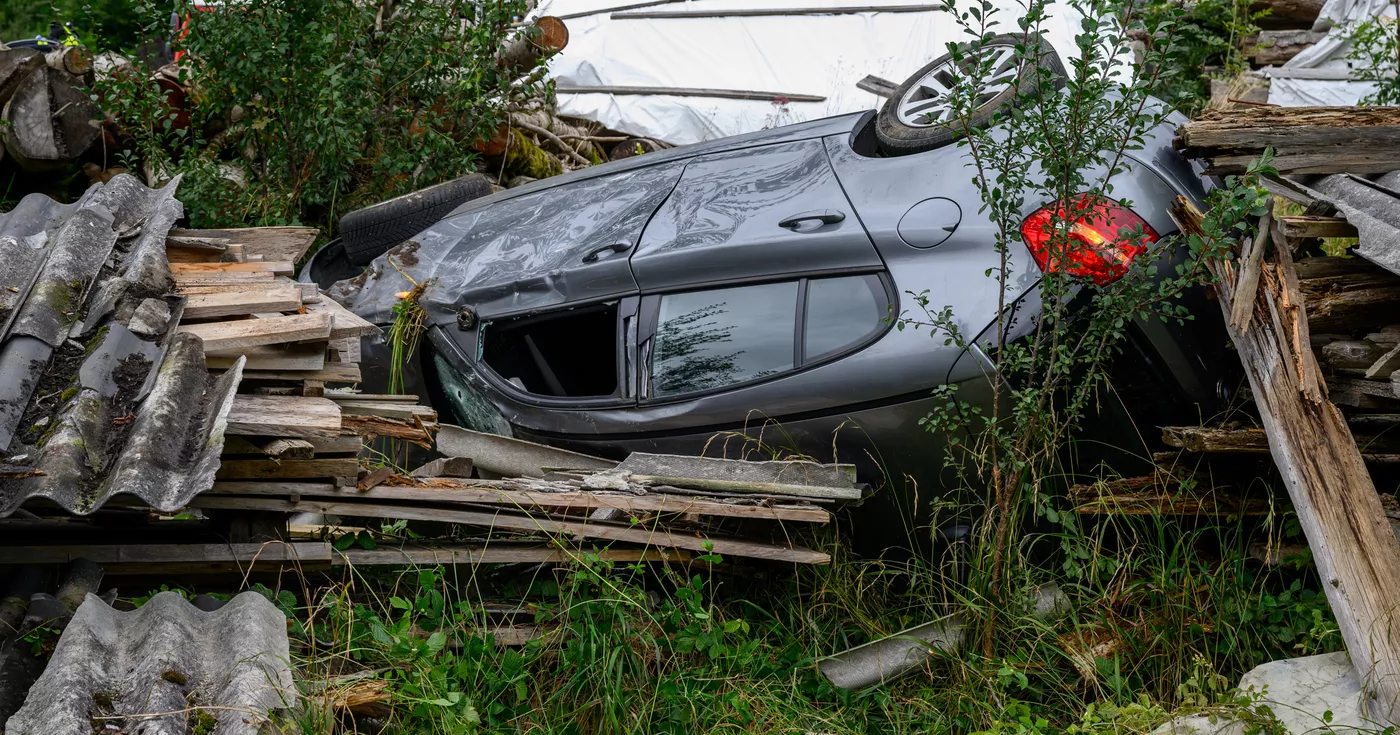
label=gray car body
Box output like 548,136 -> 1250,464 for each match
333,107 -> 1219,543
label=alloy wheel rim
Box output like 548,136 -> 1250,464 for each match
896,43 -> 1022,127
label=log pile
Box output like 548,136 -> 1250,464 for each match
0,45 -> 99,170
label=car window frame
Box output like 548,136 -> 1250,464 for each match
637,269 -> 895,405
472,295 -> 641,409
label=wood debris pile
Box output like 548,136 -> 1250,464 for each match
1,225 -> 845,568
1071,105 -> 1400,719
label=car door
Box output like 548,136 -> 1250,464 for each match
424,161 -> 686,425
628,139 -> 884,292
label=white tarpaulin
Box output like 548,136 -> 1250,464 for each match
536,0 -> 1089,144
1265,0 -> 1392,105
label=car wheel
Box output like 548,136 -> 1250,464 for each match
339,174 -> 494,265
875,33 -> 1067,156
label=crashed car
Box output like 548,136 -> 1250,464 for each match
316,38 -> 1227,542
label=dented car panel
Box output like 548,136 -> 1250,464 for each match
334,108 -> 1224,541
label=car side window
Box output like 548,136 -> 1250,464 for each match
652,282 -> 799,397
480,301 -> 622,399
649,274 -> 889,398
804,274 -> 887,362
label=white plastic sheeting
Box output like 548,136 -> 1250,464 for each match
1265,0 -> 1392,105
537,0 -> 1089,144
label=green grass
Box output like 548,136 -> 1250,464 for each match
254,506 -> 1335,735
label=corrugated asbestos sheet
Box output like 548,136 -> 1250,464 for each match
0,175 -> 244,517
0,561 -> 106,726
1274,170 -> 1400,276
1309,171 -> 1400,277
4,590 -> 293,735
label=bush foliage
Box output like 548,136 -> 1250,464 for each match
93,0 -> 542,229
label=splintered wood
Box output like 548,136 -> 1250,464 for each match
1177,106 -> 1400,174
1171,197 -> 1400,722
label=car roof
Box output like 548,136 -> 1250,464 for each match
447,110 -> 869,218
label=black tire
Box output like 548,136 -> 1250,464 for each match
875,34 -> 1067,156
340,174 -> 494,265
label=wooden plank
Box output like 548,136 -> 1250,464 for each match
227,395 -> 342,438
222,437 -> 317,459
170,261 -> 295,275
232,363 -> 363,383
329,337 -> 361,363
1162,426 -> 1270,452
190,496 -> 831,563
206,342 -> 327,371
331,544 -> 688,565
302,297 -> 382,339
1280,215 -> 1358,239
178,312 -> 331,352
216,457 -> 360,480
1174,196 -> 1400,722
340,414 -> 431,443
170,226 -> 319,264
334,401 -> 436,422
209,479 -> 832,523
1179,107 -> 1400,152
410,457 -> 474,478
183,286 -> 302,320
326,393 -> 420,402
173,271 -> 277,283
0,542 -> 332,574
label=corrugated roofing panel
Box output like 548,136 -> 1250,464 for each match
4,591 -> 293,735
0,174 -> 243,517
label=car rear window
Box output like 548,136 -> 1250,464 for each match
805,274 -> 887,362
653,282 -> 799,397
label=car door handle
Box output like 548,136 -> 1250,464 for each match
582,242 -> 631,263
779,210 -> 846,230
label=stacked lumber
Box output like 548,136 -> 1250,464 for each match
1175,107 -> 1400,174
167,226 -> 440,488
1154,195 -> 1400,721
189,451 -> 852,564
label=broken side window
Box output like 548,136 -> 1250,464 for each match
480,302 -> 619,398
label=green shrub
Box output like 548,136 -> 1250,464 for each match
96,0 -> 541,230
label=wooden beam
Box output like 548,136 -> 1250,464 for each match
333,401 -> 436,422
227,395 -> 342,438
331,544 -> 688,565
179,312 -> 332,352
612,4 -> 939,18
169,226 -> 319,264
1161,426 -> 1270,452
301,298 -> 382,339
555,85 -> 826,103
1174,196 -> 1400,723
209,480 -> 832,523
216,458 -> 360,480
1280,215 -> 1358,239
183,286 -> 303,319
206,342 -> 327,371
0,542 -> 332,574
189,496 -> 831,564
232,363 -> 363,383
170,261 -> 295,275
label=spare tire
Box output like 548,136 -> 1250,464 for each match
340,174 -> 494,265
875,34 -> 1067,156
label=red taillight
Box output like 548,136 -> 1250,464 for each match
1020,195 -> 1159,285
